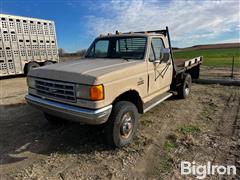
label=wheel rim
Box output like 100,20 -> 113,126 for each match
120,112 -> 133,139
185,82 -> 190,96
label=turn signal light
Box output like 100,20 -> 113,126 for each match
90,85 -> 104,101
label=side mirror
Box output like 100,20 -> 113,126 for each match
152,59 -> 161,63
160,48 -> 170,62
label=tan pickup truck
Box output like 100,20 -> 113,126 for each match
25,27 -> 202,147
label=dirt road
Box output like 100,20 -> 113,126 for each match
0,77 -> 239,179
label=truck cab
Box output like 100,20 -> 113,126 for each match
25,27 -> 202,147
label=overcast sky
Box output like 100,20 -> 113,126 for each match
1,0 -> 240,52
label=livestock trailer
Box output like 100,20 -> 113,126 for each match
0,14 -> 59,77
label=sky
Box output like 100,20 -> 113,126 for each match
0,0 -> 239,52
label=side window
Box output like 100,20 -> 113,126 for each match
94,40 -> 109,57
151,38 -> 164,60
149,45 -> 155,61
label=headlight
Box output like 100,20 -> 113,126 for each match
76,84 -> 104,101
27,77 -> 35,88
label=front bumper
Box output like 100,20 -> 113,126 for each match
25,94 -> 112,125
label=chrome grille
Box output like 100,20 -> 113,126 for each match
35,79 -> 76,102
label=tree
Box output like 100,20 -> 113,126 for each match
58,48 -> 65,57
76,49 -> 87,57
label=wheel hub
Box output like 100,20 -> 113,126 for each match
120,112 -> 133,138
185,83 -> 190,95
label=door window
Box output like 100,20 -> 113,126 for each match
151,38 -> 164,60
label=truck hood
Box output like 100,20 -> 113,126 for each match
29,58 -> 143,84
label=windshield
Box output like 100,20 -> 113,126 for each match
85,36 -> 147,60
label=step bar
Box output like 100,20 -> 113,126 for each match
143,92 -> 173,113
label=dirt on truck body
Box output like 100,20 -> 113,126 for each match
24,27 -> 202,147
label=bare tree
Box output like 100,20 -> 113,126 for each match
76,49 -> 87,57
58,48 -> 65,57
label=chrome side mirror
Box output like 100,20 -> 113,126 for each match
160,48 -> 170,62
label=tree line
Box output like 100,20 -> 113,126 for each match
58,48 -> 87,57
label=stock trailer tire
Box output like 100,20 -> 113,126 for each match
44,61 -> 53,66
104,101 -> 139,148
178,73 -> 192,99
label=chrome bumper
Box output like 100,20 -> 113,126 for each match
25,94 -> 112,125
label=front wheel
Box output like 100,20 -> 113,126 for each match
177,73 -> 192,99
104,101 -> 139,148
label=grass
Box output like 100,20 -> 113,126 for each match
173,48 -> 240,67
158,124 -> 201,177
176,124 -> 201,136
163,140 -> 176,152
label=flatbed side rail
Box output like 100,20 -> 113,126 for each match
184,56 -> 203,70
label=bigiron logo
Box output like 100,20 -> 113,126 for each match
180,161 -> 236,179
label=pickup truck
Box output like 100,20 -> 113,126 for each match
25,27 -> 202,147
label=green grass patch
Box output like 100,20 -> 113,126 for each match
173,48 -> 240,67
176,124 -> 201,136
163,140 -> 176,152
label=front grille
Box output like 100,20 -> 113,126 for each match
35,79 -> 76,102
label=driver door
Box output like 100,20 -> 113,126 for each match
147,37 -> 172,95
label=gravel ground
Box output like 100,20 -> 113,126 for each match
0,77 -> 239,179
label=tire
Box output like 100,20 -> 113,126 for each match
104,101 -> 139,148
25,62 -> 40,75
44,61 -> 53,66
177,73 -> 192,99
44,113 -> 66,125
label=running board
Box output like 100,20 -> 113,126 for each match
143,92 -> 173,113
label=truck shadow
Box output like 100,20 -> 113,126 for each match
0,103 -> 112,165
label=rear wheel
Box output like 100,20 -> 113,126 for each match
177,73 -> 192,99
104,101 -> 139,147
25,62 -> 40,75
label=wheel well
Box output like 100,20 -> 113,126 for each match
113,90 -> 143,114
23,63 -> 29,75
23,61 -> 41,75
186,64 -> 200,79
